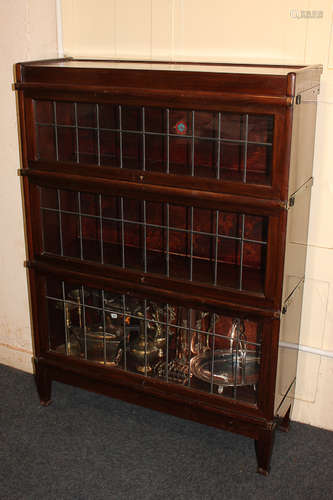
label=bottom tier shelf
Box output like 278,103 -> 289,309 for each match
34,355 -> 281,475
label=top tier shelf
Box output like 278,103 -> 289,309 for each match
15,59 -> 322,201
16,58 -> 322,98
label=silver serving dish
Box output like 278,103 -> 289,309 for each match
190,349 -> 260,389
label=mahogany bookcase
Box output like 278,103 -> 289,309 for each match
14,59 -> 322,474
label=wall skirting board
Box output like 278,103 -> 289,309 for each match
0,343 -> 33,374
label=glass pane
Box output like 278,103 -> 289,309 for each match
62,213 -> 80,258
99,104 -> 119,130
38,188 -> 268,294
34,101 -> 274,187
82,216 -> 101,262
35,101 -> 54,124
193,207 -> 216,234
124,222 -> 143,270
77,103 -> 97,127
242,243 -> 266,293
147,227 -> 166,274
146,201 -> 164,225
145,134 -> 166,172
122,133 -> 142,170
60,189 -> 78,212
100,130 -> 120,167
103,220 -> 123,267
41,210 -> 61,254
169,136 -> 192,176
169,229 -> 189,281
123,198 -> 142,222
37,126 -> 56,160
102,195 -> 121,219
57,126 -> 76,162
80,192 -> 99,216
248,114 -> 273,143
244,215 -> 268,242
40,187 -> 58,209
221,113 -> 245,140
194,139 -> 218,178
145,107 -> 166,133
46,277 -> 263,404
122,106 -> 142,131
192,233 -> 215,283
194,111 -> 218,138
56,102 -> 75,125
47,298 -> 66,351
220,142 -> 245,182
78,129 -> 98,165
218,212 -> 241,237
246,144 -> 272,185
216,237 -> 241,289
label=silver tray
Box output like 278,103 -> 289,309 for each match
190,350 -> 260,388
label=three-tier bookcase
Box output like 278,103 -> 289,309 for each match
14,58 -> 322,474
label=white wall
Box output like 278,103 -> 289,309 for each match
60,0 -> 333,430
0,1 -> 58,372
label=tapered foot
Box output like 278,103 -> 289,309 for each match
34,359 -> 52,406
255,427 -> 276,475
40,399 -> 52,407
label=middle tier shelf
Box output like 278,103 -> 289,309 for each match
24,171 -> 287,311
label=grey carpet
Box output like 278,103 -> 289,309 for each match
0,363 -> 332,500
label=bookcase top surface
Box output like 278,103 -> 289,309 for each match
23,58 -> 312,76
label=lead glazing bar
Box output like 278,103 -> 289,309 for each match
142,107 -> 146,171
96,103 -> 101,166
57,189 -> 64,257
119,105 -> 123,169
239,214 -> 245,290
99,194 -> 104,264
81,284 -> 88,359
214,210 -> 219,285
166,109 -> 170,174
210,313 -> 216,394
35,121 -> 272,147
216,112 -> 221,180
243,114 -> 249,183
101,289 -> 107,365
120,197 -> 125,268
191,111 -> 195,176
166,202 -> 170,277
74,102 -> 79,163
61,281 -> 69,356
122,293 -> 127,370
77,192 -> 83,260
143,200 -> 147,273
53,102 -> 59,161
144,298 -> 148,377
189,206 -> 194,281
165,303 -> 169,382
41,206 -> 267,247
